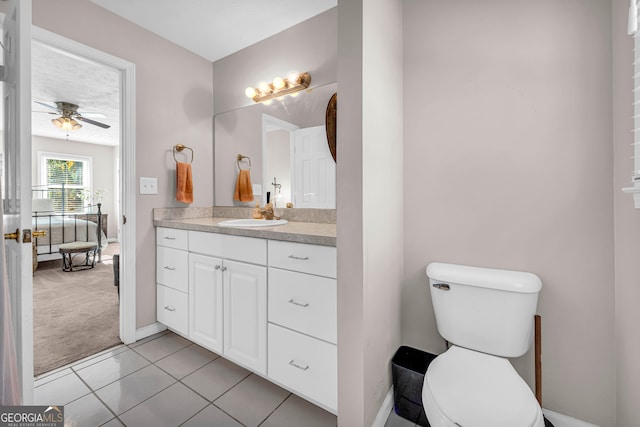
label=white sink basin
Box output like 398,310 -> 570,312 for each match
218,218 -> 288,227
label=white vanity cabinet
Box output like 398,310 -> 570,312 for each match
155,226 -> 336,413
156,228 -> 189,336
187,231 -> 267,375
267,240 -> 338,412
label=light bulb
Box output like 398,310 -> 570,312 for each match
289,93 -> 299,98
245,87 -> 257,98
258,81 -> 271,94
273,77 -> 285,90
263,100 -> 272,106
288,73 -> 300,85
51,118 -> 64,128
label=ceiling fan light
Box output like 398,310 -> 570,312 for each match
70,119 -> 82,130
51,117 -> 64,128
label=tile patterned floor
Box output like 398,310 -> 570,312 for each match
34,331 -> 339,427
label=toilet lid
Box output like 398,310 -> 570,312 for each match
426,346 -> 540,427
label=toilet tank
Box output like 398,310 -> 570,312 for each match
426,262 -> 542,358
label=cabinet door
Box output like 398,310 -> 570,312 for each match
189,253 -> 224,354
223,260 -> 267,375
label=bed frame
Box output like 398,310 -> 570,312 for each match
32,204 -> 104,262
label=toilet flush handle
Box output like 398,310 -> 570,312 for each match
432,283 -> 450,291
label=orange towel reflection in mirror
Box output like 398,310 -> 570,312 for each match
234,169 -> 254,202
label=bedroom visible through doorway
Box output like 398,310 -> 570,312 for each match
30,33 -> 124,376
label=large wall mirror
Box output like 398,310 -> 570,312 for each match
215,82 -> 337,209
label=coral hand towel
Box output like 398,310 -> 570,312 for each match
176,162 -> 193,204
234,169 -> 254,202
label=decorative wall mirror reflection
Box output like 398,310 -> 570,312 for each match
215,82 -> 337,209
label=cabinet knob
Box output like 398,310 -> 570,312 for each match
215,265 -> 221,270
221,266 -> 227,272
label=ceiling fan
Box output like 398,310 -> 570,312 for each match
34,101 -> 111,130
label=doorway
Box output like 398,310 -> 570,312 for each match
30,27 -> 136,374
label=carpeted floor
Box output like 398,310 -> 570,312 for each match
33,243 -> 121,376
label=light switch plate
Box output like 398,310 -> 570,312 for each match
252,184 -> 262,196
140,177 -> 158,195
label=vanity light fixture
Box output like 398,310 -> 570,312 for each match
245,72 -> 311,103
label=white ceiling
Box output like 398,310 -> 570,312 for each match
32,0 -> 337,146
32,40 -> 121,146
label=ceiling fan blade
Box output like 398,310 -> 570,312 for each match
74,115 -> 111,129
78,112 -> 107,119
33,100 -> 60,112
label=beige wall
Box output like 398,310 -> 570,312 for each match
31,136 -> 118,239
337,0 -> 404,425
32,0 -> 214,329
402,1 -> 615,426
612,0 -> 640,426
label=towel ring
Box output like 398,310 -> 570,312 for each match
237,154 -> 251,170
173,144 -> 194,163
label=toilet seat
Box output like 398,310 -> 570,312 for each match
422,346 -> 544,427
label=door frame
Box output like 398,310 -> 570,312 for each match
31,27 -> 137,345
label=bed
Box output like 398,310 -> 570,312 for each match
32,198 -> 107,263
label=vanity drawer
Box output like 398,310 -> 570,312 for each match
189,231 -> 266,265
268,241 -> 336,278
268,268 -> 336,344
156,246 -> 189,292
157,284 -> 188,336
268,323 -> 337,412
157,227 -> 188,250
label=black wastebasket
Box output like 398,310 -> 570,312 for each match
391,346 -> 437,426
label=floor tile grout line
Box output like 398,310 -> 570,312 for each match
109,377 -> 180,421
71,355 -> 152,393
129,337 -> 193,365
208,371 -> 254,403
256,391 -> 294,426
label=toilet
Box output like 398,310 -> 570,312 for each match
422,262 -> 545,427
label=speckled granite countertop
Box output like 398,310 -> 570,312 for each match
154,216 -> 336,247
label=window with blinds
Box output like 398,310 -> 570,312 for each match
38,153 -> 92,213
628,29 -> 640,207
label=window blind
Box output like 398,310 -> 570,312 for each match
628,27 -> 640,207
44,158 -> 86,213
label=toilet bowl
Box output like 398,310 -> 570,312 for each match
421,346 -> 544,427
423,263 -> 544,427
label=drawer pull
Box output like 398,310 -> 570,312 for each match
289,359 -> 310,371
163,236 -> 176,240
288,298 -> 310,308
163,266 -> 176,271
288,255 -> 309,261
164,306 -> 176,312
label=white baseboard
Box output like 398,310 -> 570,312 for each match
135,322 -> 167,342
543,409 -> 600,427
371,387 -> 394,427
